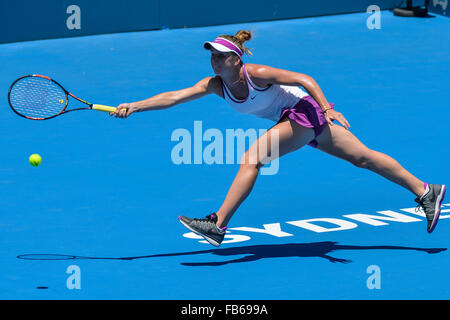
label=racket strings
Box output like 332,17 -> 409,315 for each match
9,76 -> 67,119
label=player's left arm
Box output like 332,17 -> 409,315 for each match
248,64 -> 350,129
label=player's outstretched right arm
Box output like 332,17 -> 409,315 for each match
111,76 -> 222,118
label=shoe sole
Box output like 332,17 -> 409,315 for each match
178,217 -> 222,247
428,185 -> 446,234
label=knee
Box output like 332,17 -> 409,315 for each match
239,151 -> 264,171
351,151 -> 375,169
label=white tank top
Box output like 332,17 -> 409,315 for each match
220,64 -> 309,121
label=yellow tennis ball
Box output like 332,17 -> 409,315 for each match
59,99 -> 64,104
29,154 -> 42,167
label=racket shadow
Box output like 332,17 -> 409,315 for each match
16,241 -> 447,266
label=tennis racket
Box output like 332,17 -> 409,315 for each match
8,74 -> 119,120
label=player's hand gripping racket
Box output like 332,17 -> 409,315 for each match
8,74 -> 120,120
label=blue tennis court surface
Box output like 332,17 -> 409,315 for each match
1,11 -> 449,299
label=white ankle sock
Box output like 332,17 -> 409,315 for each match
420,183 -> 430,200
216,225 -> 226,232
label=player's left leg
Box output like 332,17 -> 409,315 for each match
315,124 -> 446,233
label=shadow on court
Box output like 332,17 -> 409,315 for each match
17,241 -> 447,266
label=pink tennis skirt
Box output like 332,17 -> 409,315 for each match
278,95 -> 335,148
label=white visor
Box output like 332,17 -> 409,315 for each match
203,37 -> 243,57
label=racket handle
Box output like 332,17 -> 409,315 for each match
92,104 -> 117,113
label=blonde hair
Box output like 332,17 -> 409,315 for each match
219,30 -> 253,56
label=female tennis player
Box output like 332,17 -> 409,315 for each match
111,30 -> 446,247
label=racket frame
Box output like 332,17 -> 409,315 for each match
8,74 -> 116,120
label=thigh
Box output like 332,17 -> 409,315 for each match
243,117 -> 316,166
314,124 -> 372,163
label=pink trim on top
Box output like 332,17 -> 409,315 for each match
222,81 -> 248,103
220,64 -> 271,103
220,66 -> 251,103
219,79 -> 225,99
243,65 -> 272,92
